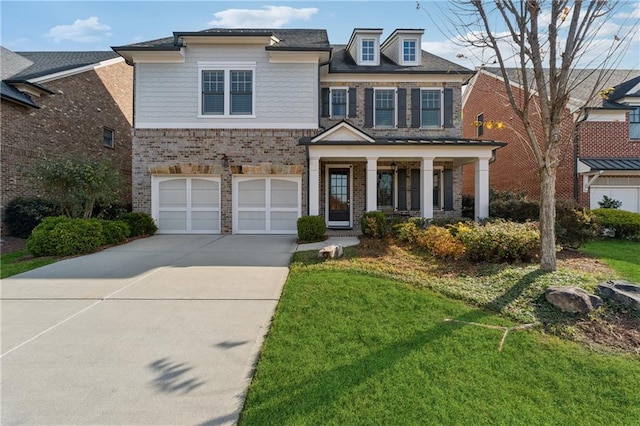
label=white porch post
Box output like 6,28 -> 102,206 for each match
309,157 -> 320,216
366,157 -> 378,211
421,157 -> 434,218
475,157 -> 490,219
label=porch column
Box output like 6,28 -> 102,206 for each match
421,157 -> 434,218
366,157 -> 378,211
474,157 -> 490,219
309,156 -> 320,216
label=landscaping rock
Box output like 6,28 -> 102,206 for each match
545,286 -> 603,314
597,281 -> 640,314
318,244 -> 343,259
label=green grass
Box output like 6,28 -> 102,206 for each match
581,239 -> 640,282
240,268 -> 639,425
1,249 -> 57,279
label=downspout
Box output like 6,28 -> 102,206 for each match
573,109 -> 589,203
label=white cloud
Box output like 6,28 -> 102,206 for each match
615,2 -> 640,19
45,17 -> 111,43
208,5 -> 318,28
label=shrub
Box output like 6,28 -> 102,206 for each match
592,208 -> 640,239
598,195 -> 622,209
361,211 -> 387,238
555,200 -> 599,248
27,216 -> 105,257
462,194 -> 475,219
455,220 -> 540,263
415,226 -> 465,260
297,215 -> 326,242
100,220 -> 130,245
3,197 -> 62,238
94,202 -> 131,220
118,212 -> 157,237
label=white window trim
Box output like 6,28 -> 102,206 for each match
420,88 -> 444,129
401,37 -> 419,66
198,61 -> 257,119
373,87 -> 397,129
360,38 -> 377,64
329,87 -> 349,119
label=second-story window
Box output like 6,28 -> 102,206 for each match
375,89 -> 396,128
199,62 -> 255,117
361,39 -> 375,63
231,71 -> 253,115
202,71 -> 225,115
421,89 -> 442,128
403,39 -> 417,63
331,88 -> 348,118
630,106 -> 640,140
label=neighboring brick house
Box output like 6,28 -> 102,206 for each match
462,68 -> 640,213
0,47 -> 133,219
113,28 -> 504,235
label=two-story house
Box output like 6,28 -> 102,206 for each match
113,28 -> 504,235
462,68 -> 640,213
1,47 -> 133,218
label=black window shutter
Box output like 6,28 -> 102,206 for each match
321,88 -> 330,118
397,88 -> 407,128
411,88 -> 421,128
443,88 -> 454,128
348,87 -> 357,118
410,168 -> 420,211
444,169 -> 454,211
397,169 -> 407,210
364,88 -> 374,128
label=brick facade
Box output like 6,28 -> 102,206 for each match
1,61 -> 133,216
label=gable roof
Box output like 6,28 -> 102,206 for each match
8,51 -> 120,80
1,46 -> 33,79
607,74 -> 640,102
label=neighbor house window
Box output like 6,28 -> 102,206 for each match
375,89 -> 396,128
361,39 -> 375,63
377,170 -> 394,210
103,127 -> 114,148
199,63 -> 255,117
331,88 -> 348,118
477,113 -> 484,137
630,106 -> 640,140
403,39 -> 417,63
421,89 -> 442,128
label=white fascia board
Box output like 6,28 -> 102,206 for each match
120,48 -> 185,64
136,122 -> 319,129
311,122 -> 375,143
321,73 -> 468,84
614,96 -> 640,105
30,57 -> 125,84
181,35 -> 273,45
308,144 -> 497,160
584,109 -> 628,122
461,71 -> 479,108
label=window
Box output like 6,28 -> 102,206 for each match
103,127 -> 114,148
375,89 -> 396,127
403,39 -> 417,63
433,170 -> 442,209
199,63 -> 255,117
331,88 -> 348,118
361,39 -> 375,62
377,170 -> 394,210
421,89 -> 442,128
630,106 -> 640,140
477,113 -> 484,137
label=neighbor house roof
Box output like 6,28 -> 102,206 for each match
606,74 -> 640,102
580,158 -> 640,171
300,136 -> 506,147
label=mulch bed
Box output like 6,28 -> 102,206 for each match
0,236 -> 27,254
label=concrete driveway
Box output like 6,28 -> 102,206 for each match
1,235 -> 297,425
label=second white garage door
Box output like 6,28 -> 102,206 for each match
233,176 -> 301,234
590,186 -> 640,213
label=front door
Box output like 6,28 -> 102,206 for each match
327,167 -> 351,228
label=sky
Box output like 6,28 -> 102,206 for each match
2,0 -> 639,70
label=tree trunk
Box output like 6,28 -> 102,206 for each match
539,167 -> 557,271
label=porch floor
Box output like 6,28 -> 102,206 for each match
326,228 -> 362,237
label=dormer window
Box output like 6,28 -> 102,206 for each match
361,39 -> 376,63
403,39 -> 418,64
347,29 -> 383,66
381,29 -> 424,66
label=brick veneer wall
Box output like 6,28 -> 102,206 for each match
462,72 -> 575,202
132,128 -> 318,233
1,61 -> 133,217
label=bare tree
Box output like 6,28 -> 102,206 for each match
421,0 -> 638,271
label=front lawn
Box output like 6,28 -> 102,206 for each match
581,239 -> 640,282
240,266 -> 639,425
1,249 -> 56,279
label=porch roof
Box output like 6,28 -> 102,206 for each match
299,137 -> 506,147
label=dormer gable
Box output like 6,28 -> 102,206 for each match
381,29 -> 424,66
346,28 -> 383,66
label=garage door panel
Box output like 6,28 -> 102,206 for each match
159,179 -> 187,207
591,187 -> 640,213
271,179 -> 298,208
238,211 -> 267,231
192,179 -> 219,207
192,211 -> 220,232
238,180 -> 266,208
159,211 -> 187,231
270,211 -> 298,231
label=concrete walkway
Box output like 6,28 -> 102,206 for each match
1,235 -> 297,425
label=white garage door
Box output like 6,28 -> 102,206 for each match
152,176 -> 221,234
233,176 -> 301,234
590,186 -> 640,213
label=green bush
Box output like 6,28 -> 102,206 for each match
100,220 -> 130,245
392,220 -> 420,243
27,216 -> 105,257
416,226 -> 466,260
592,208 -> 640,239
455,220 -> 540,263
555,200 -> 599,248
597,195 -> 622,209
118,212 -> 157,237
3,197 -> 62,238
462,194 -> 475,219
361,211 -> 387,238
297,215 -> 326,242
